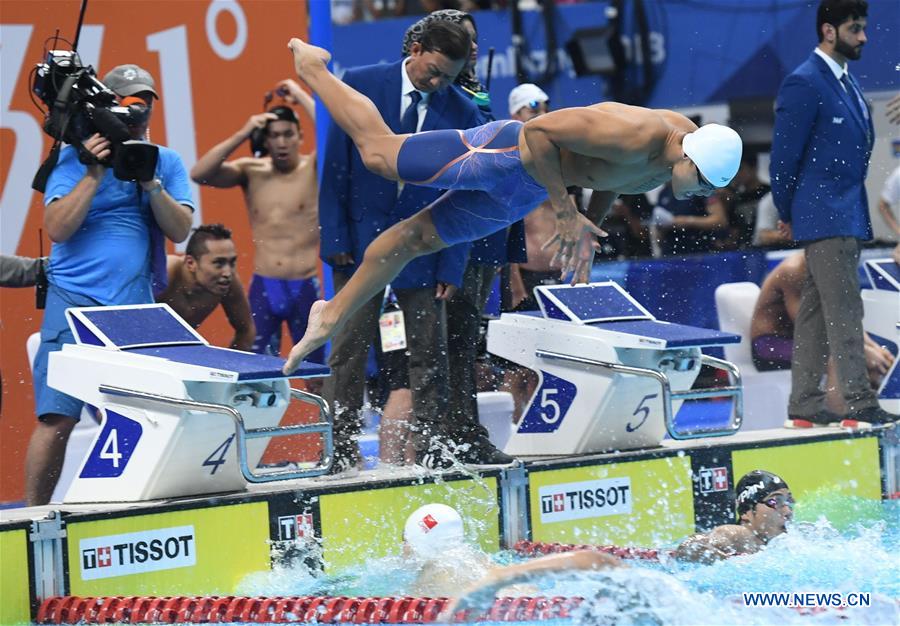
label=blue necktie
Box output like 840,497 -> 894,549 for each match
840,73 -> 868,122
400,91 -> 422,134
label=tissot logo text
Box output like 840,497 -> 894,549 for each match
277,514 -> 315,540
538,477 -> 632,523
698,466 -> 729,494
79,526 -> 196,580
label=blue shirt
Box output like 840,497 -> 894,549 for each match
44,145 -> 194,305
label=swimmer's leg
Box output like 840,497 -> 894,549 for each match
287,37 -> 405,180
283,208 -> 447,373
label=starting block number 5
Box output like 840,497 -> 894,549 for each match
517,371 -> 577,434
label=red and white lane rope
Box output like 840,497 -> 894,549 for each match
35,594 -> 585,624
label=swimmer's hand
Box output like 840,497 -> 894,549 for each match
242,112 -> 278,139
776,220 -> 793,241
544,212 -> 605,285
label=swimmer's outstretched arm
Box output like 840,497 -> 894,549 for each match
524,109 -> 647,282
438,550 -> 621,622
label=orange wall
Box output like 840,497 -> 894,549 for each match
0,0 -> 311,503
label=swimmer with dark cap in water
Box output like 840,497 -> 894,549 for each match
674,470 -> 794,563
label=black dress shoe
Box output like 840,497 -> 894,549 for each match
841,406 -> 900,427
455,435 -> 516,465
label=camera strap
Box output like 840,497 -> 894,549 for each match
32,73 -> 82,192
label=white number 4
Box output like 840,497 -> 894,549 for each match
540,388 -> 561,424
99,429 -> 123,468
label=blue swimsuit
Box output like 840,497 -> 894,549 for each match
396,120 -> 548,245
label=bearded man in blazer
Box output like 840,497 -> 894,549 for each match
771,0 -> 896,428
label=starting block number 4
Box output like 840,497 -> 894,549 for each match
80,410 -> 143,478
203,435 -> 234,475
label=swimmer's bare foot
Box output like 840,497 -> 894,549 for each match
282,300 -> 334,374
287,37 -> 331,79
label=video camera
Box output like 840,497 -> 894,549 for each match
31,47 -> 159,191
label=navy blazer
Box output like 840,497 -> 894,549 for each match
770,52 -> 874,242
319,60 -> 486,289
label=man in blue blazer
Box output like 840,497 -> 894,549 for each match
771,0 -> 896,428
319,21 -> 485,470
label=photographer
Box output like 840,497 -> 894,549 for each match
25,64 -> 194,506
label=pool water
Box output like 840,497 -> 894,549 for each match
237,499 -> 899,625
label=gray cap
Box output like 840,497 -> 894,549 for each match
102,64 -> 158,99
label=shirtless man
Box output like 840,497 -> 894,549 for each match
282,37 -> 743,373
156,223 -> 255,350
191,79 -> 324,362
674,470 -> 793,563
751,252 -> 893,425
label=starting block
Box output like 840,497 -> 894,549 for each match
862,259 -> 900,413
487,282 -> 743,456
48,304 -> 332,503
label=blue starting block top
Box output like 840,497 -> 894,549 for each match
65,304 -> 328,379
864,259 -> 900,292
588,319 -> 740,348
127,345 -> 328,380
526,282 -> 740,348
536,282 -> 653,324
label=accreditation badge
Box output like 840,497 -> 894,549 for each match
379,309 -> 407,352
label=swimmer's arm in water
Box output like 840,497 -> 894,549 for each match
439,550 -> 621,621
674,526 -> 760,563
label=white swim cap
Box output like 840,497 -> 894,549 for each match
682,124 -> 743,188
403,503 -> 465,557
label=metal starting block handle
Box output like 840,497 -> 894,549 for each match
98,384 -> 333,482
534,350 -> 743,440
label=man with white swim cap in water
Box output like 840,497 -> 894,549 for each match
281,37 -> 743,372
675,470 -> 794,563
403,503 -> 621,603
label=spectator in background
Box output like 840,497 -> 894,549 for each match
403,10 -> 521,466
878,165 -> 900,238
714,152 -> 771,250
156,224 -> 255,351
318,20 -> 483,471
752,191 -> 793,248
0,255 -> 47,288
1,255 -> 49,415
650,182 -> 728,256
770,0 -> 896,427
25,64 -> 194,505
598,193 -> 653,259
750,252 -> 893,423
191,80 -> 323,365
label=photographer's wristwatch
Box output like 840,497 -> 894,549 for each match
145,178 -> 164,197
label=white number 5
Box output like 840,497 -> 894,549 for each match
540,388 -> 561,424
